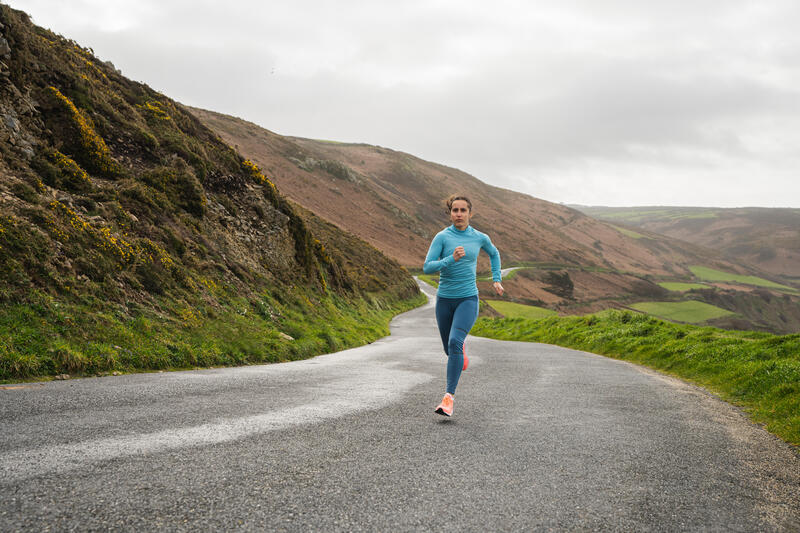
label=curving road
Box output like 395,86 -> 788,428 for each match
1,280 -> 799,531
500,266 -> 523,278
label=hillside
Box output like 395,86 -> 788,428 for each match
0,6 -> 420,381
191,108 -> 800,333
192,108 -> 712,274
573,206 -> 800,282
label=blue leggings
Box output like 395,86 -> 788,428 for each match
435,295 -> 479,395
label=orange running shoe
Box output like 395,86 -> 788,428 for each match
435,393 -> 454,417
462,346 -> 469,371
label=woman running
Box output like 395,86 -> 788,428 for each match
423,194 -> 504,417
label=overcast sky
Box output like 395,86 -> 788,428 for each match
10,0 -> 800,207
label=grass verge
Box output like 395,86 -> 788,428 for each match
0,289 -> 426,382
471,310 -> 800,446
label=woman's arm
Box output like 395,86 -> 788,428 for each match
423,233 -> 455,274
482,235 -> 504,296
482,235 -> 502,282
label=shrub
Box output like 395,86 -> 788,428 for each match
140,165 -> 206,218
46,86 -> 123,179
10,181 -> 38,203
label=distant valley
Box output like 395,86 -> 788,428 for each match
574,206 -> 800,282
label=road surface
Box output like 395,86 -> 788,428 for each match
500,266 -> 522,278
1,281 -> 799,531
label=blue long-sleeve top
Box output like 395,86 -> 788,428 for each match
423,224 -> 502,298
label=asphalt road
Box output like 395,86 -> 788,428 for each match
2,281 -> 799,532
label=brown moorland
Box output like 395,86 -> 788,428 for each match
192,108 -> 725,275
192,108 -> 800,333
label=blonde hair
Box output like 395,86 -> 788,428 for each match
446,194 -> 472,213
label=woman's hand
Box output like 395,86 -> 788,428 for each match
493,281 -> 504,296
453,246 -> 466,262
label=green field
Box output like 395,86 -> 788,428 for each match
471,310 -> 800,446
614,226 -> 646,239
690,266 -> 797,292
485,300 -> 557,320
658,282 -> 708,292
630,301 -> 734,323
580,207 -> 719,224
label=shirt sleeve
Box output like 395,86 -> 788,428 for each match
423,233 -> 455,274
482,234 -> 502,282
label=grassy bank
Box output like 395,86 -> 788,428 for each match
0,288 -> 426,382
472,310 -> 800,446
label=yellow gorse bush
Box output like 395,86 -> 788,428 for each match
138,101 -> 172,121
180,307 -> 200,327
47,86 -> 120,177
314,238 -> 331,264
45,202 -> 71,243
78,56 -> 107,81
47,201 -> 181,275
0,216 -> 6,251
201,277 -> 218,292
137,239 -> 177,272
37,35 -> 56,47
48,149 -> 92,189
242,159 -> 277,191
96,226 -> 136,263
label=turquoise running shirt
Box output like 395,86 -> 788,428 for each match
423,225 -> 502,298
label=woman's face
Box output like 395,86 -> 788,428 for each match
450,200 -> 471,230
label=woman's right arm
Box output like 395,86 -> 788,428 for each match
423,233 -> 454,274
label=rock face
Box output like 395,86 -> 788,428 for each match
0,36 -> 11,57
0,60 -> 38,160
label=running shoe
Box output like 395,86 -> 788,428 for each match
435,393 -> 454,417
462,346 -> 469,371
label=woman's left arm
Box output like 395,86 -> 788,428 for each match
482,235 -> 504,296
